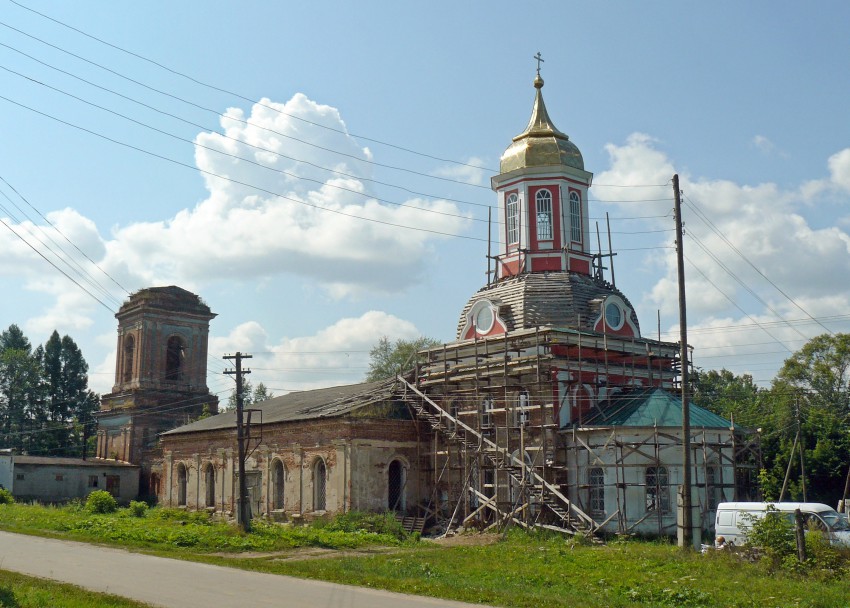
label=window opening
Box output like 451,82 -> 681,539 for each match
706,464 -> 718,510
165,336 -> 186,382
204,463 -> 215,509
176,463 -> 187,507
313,459 -> 327,511
388,459 -> 406,512
88,475 -> 98,488
122,335 -> 135,383
536,189 -> 553,240
272,459 -> 285,510
569,191 -> 582,243
646,466 -> 669,513
506,193 -> 519,244
589,467 -> 605,516
481,396 -> 494,430
105,475 -> 120,498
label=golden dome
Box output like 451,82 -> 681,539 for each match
499,74 -> 584,173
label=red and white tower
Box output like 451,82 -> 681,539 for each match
492,71 -> 593,278
458,71 -> 641,343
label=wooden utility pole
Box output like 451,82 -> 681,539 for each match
224,352 -> 252,532
673,174 -> 693,548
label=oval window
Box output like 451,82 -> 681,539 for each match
605,302 -> 622,328
475,306 -> 494,333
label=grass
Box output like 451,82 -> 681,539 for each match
1,502 -> 850,607
0,502 -> 405,553
226,531 -> 850,608
0,569 -> 152,608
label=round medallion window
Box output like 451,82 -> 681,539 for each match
605,302 -> 622,329
475,305 -> 494,333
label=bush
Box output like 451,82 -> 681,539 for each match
85,490 -> 118,514
128,500 -> 148,517
0,488 -> 13,505
322,511 -> 407,540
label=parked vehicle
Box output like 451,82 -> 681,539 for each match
714,502 -> 850,547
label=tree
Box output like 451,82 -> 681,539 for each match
692,368 -> 763,425
762,334 -> 850,506
366,336 -> 440,382
226,381 -> 275,411
0,326 -> 98,456
0,325 -> 44,452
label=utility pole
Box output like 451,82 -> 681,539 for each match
796,394 -> 807,502
224,352 -> 252,532
673,174 -> 693,549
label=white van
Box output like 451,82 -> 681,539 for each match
715,502 -> 850,547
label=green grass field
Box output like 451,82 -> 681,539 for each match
0,569 -> 152,608
1,502 -> 849,608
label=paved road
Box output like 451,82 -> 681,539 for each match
0,531 -> 490,608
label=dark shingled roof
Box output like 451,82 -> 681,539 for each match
457,271 -> 639,338
581,387 -> 732,429
162,379 -> 396,436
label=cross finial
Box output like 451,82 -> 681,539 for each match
534,52 -> 544,75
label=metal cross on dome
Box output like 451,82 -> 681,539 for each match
534,52 -> 544,75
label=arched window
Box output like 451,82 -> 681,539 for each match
535,189 -> 553,240
646,466 -> 670,513
506,193 -> 519,244
569,191 -> 582,243
165,336 -> 186,381
313,458 -> 326,511
388,459 -> 406,512
589,467 -> 605,516
176,463 -> 187,507
122,335 -> 135,383
204,463 -> 215,509
271,459 -> 285,510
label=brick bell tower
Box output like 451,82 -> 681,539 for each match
97,286 -> 218,496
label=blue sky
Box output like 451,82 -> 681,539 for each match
1,1 -> 849,399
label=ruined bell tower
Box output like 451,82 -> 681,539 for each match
97,286 -> 218,496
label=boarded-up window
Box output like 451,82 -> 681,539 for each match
105,475 -> 120,498
88,475 -> 98,488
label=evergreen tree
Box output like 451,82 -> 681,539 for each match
0,325 -> 44,452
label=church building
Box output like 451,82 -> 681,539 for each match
97,69 -> 759,537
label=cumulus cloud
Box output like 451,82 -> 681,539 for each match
1,93 -> 473,333
596,135 -> 850,373
209,311 -> 424,394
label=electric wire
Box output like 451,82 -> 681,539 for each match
683,194 -> 833,336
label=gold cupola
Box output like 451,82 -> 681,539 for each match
499,74 -> 584,173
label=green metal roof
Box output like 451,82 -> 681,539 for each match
581,387 -> 731,429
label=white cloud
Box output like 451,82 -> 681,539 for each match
596,135 -> 850,374
1,93 -> 473,333
209,311 -> 424,394
432,156 -> 490,186
753,135 -> 775,154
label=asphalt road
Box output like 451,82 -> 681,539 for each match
0,531 -> 490,608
